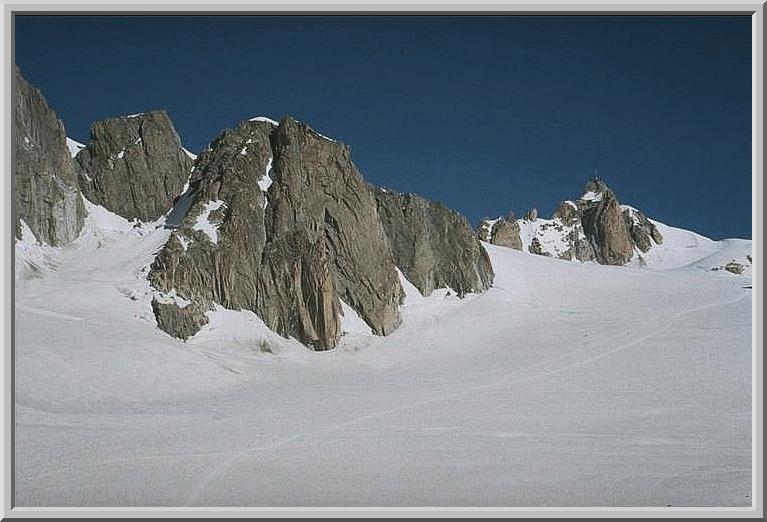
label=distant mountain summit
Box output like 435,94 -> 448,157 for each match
478,178 -> 664,266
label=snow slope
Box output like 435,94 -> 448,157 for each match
15,209 -> 752,507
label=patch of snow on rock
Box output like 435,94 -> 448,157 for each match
192,200 -> 226,244
66,137 -> 85,158
580,190 -> 603,202
259,158 -> 274,209
153,288 -> 191,309
176,234 -> 191,251
518,217 -> 575,258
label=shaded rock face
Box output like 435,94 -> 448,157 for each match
553,200 -> 579,225
374,188 -> 494,297
266,118 -> 404,338
256,230 -> 343,349
149,117 -> 413,350
491,217 -> 522,250
476,212 -> 522,250
480,178 -> 662,266
152,300 -> 209,341
622,206 -> 663,253
579,183 -> 634,265
15,66 -> 85,245
148,119 -> 276,341
75,110 -> 192,221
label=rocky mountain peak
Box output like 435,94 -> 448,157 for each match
582,177 -> 612,198
148,114 -> 493,349
478,177 -> 663,266
74,109 -> 193,221
14,66 -> 86,246
14,85 -> 493,351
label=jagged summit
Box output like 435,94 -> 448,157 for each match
148,114 -> 493,349
581,177 -> 611,197
14,67 -> 493,351
478,177 -> 664,266
74,110 -> 193,221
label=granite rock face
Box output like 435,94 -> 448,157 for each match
148,115 -> 495,349
490,216 -> 523,250
266,118 -> 404,339
476,212 -> 522,250
374,188 -> 494,297
479,178 -> 662,266
149,117 -> 412,349
579,180 -> 635,265
148,118 -> 275,341
75,110 -> 193,221
15,66 -> 85,245
622,205 -> 664,253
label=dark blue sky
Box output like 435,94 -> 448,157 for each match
15,15 -> 752,239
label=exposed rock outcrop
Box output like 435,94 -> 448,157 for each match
622,205 -> 664,253
523,208 -> 538,222
374,188 -> 494,297
490,214 -> 523,251
579,180 -> 634,265
479,178 -> 662,266
148,115 -> 494,349
266,118 -> 404,339
75,110 -> 193,221
148,118 -> 276,342
15,66 -> 85,245
149,117 -> 407,349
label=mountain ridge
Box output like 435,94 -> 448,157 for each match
13,67 -> 752,352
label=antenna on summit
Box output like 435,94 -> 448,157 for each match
593,167 -> 600,181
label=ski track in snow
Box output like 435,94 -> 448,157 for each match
186,290 -> 750,504
14,201 -> 752,507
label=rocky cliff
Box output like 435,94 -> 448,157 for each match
148,117 -> 404,349
148,116 -> 493,349
15,66 -> 85,245
374,188 -> 494,297
479,178 -> 663,265
74,110 -> 193,221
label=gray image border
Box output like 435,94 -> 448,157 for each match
1,2 -> 763,518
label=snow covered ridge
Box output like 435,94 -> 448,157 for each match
249,116 -> 280,126
478,178 -> 751,271
249,115 -> 337,142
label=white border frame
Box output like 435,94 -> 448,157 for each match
1,1 -> 762,518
